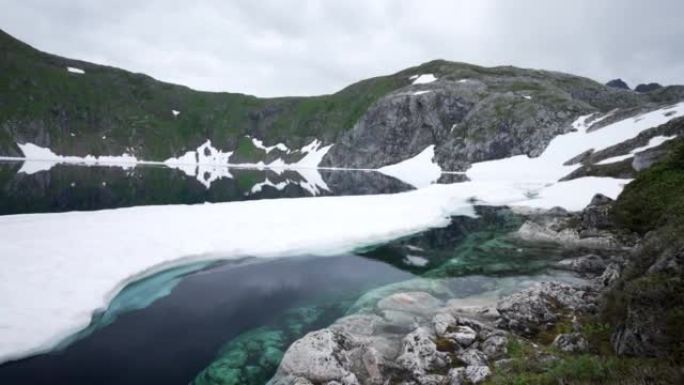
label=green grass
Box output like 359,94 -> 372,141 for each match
488,338 -> 682,385
0,28 -> 407,159
611,139 -> 684,234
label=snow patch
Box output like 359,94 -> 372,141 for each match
413,90 -> 432,96
467,102 -> 684,185
249,136 -> 290,154
596,135 -> 677,165
378,145 -> 442,188
66,66 -> 85,74
172,110 -> 180,117
411,74 -> 437,85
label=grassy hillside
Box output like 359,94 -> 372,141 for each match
0,28 -> 407,159
2,29 -> 681,163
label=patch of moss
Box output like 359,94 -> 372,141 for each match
533,316 -> 573,346
487,353 -> 681,385
611,139 -> 684,234
434,336 -> 458,352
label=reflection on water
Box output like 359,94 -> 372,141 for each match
0,161 -> 413,215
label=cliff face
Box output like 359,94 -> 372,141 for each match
3,29 -> 683,169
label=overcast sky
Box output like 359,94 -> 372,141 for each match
1,0 -> 682,97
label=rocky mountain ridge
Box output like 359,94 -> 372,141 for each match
2,29 -> 683,172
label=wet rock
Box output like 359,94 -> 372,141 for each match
481,335 -> 508,359
496,282 -> 596,336
552,332 -> 589,353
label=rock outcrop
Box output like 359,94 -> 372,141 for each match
635,83 -> 663,93
512,196 -> 620,249
496,282 -> 596,336
606,79 -> 630,90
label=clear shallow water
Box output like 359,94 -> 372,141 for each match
0,160 -> 414,215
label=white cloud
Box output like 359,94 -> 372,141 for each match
0,0 -> 682,97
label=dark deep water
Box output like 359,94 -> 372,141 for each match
0,256 -> 413,385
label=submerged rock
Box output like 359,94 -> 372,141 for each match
378,292 -> 443,315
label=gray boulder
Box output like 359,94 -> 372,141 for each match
397,327 -> 449,376
556,254 -> 607,276
457,349 -> 488,367
497,282 -> 596,336
273,329 -> 360,385
552,332 -> 589,353
481,334 -> 508,359
595,262 -> 621,287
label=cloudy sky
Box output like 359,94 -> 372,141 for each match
1,0 -> 682,97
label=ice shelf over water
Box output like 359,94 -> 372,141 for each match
0,102 -> 683,363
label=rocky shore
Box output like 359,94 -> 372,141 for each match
266,193 -> 639,385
